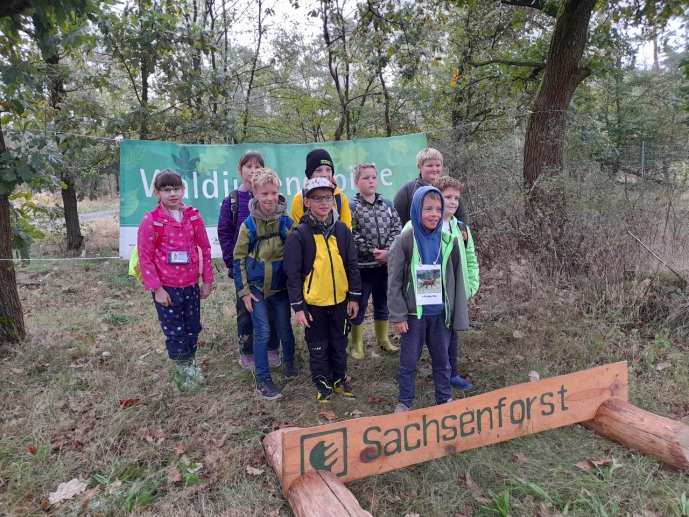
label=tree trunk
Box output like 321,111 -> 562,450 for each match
0,128 -> 25,345
47,52 -> 84,250
61,174 -> 84,250
522,0 -> 595,184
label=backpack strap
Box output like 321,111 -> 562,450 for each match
456,220 -> 469,249
228,189 -> 240,235
246,216 -> 288,254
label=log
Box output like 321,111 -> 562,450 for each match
263,427 -> 302,485
288,470 -> 372,517
582,398 -> 689,472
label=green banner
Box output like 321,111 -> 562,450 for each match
119,134 -> 427,258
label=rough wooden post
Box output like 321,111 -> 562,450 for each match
582,398 -> 689,472
264,428 -> 373,517
288,471 -> 373,517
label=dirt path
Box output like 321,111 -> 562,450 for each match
80,209 -> 119,222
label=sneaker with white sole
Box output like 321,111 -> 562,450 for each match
394,402 -> 411,413
257,378 -> 282,400
239,353 -> 255,370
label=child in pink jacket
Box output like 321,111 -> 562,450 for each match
137,169 -> 214,391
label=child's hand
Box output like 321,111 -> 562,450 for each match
200,283 -> 213,299
295,310 -> 312,328
242,293 -> 259,313
154,287 -> 172,307
347,301 -> 359,319
373,249 -> 389,264
393,321 -> 408,334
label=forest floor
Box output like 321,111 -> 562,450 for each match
1,215 -> 688,517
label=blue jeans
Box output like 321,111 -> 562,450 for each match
249,289 -> 296,382
352,266 -> 389,326
397,313 -> 451,406
236,285 -> 279,355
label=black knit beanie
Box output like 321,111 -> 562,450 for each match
305,149 -> 334,179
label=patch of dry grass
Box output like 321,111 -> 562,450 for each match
1,221 -> 688,517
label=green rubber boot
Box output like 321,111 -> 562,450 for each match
375,320 -> 398,352
348,323 -> 365,359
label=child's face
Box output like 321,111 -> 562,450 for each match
441,188 -> 461,222
154,185 -> 184,211
311,165 -> 333,180
418,159 -> 443,183
238,159 -> 262,188
354,168 -> 377,197
254,182 -> 280,217
303,188 -> 334,221
421,195 -> 443,231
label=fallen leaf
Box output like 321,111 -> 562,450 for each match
592,458 -> 612,467
40,501 -> 50,511
370,350 -> 381,358
513,330 -> 524,339
168,468 -> 182,483
349,410 -> 363,417
528,371 -> 540,382
461,472 -> 490,504
405,514 -> 420,517
262,482 -> 275,491
9,368 -> 24,374
81,487 -> 101,501
212,434 -> 228,448
174,442 -> 185,456
188,463 -> 203,474
539,502 -> 554,516
25,445 -> 37,455
48,478 -> 88,504
577,460 -> 596,470
268,509 -> 280,517
387,495 -> 401,503
655,360 -> 671,371
512,452 -> 527,461
318,409 -> 338,422
246,465 -> 264,476
130,427 -> 167,445
368,395 -> 385,403
495,472 -> 511,479
514,354 -> 524,361
119,399 -> 140,408
35,362 -> 50,370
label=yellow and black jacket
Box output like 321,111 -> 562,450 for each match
284,211 -> 361,312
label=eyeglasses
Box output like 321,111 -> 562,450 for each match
309,195 -> 334,203
160,187 -> 183,194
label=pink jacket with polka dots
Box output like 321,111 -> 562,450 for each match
136,203 -> 214,291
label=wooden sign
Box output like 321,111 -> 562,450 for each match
278,361 -> 628,496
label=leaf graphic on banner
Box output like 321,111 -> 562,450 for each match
172,146 -> 199,178
197,147 -> 230,175
329,143 -> 369,170
387,139 -> 409,165
120,189 -> 139,218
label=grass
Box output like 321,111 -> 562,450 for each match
1,223 -> 688,516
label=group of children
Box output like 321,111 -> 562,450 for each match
136,147 -> 479,411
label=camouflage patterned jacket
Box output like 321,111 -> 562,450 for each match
350,193 -> 402,268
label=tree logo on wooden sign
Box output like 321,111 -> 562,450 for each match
300,429 -> 347,477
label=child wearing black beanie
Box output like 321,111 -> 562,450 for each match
290,148 -> 352,229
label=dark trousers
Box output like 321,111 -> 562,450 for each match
153,285 -> 202,361
351,266 -> 389,326
449,331 -> 460,378
304,301 -> 349,395
235,285 -> 279,355
397,313 -> 452,406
